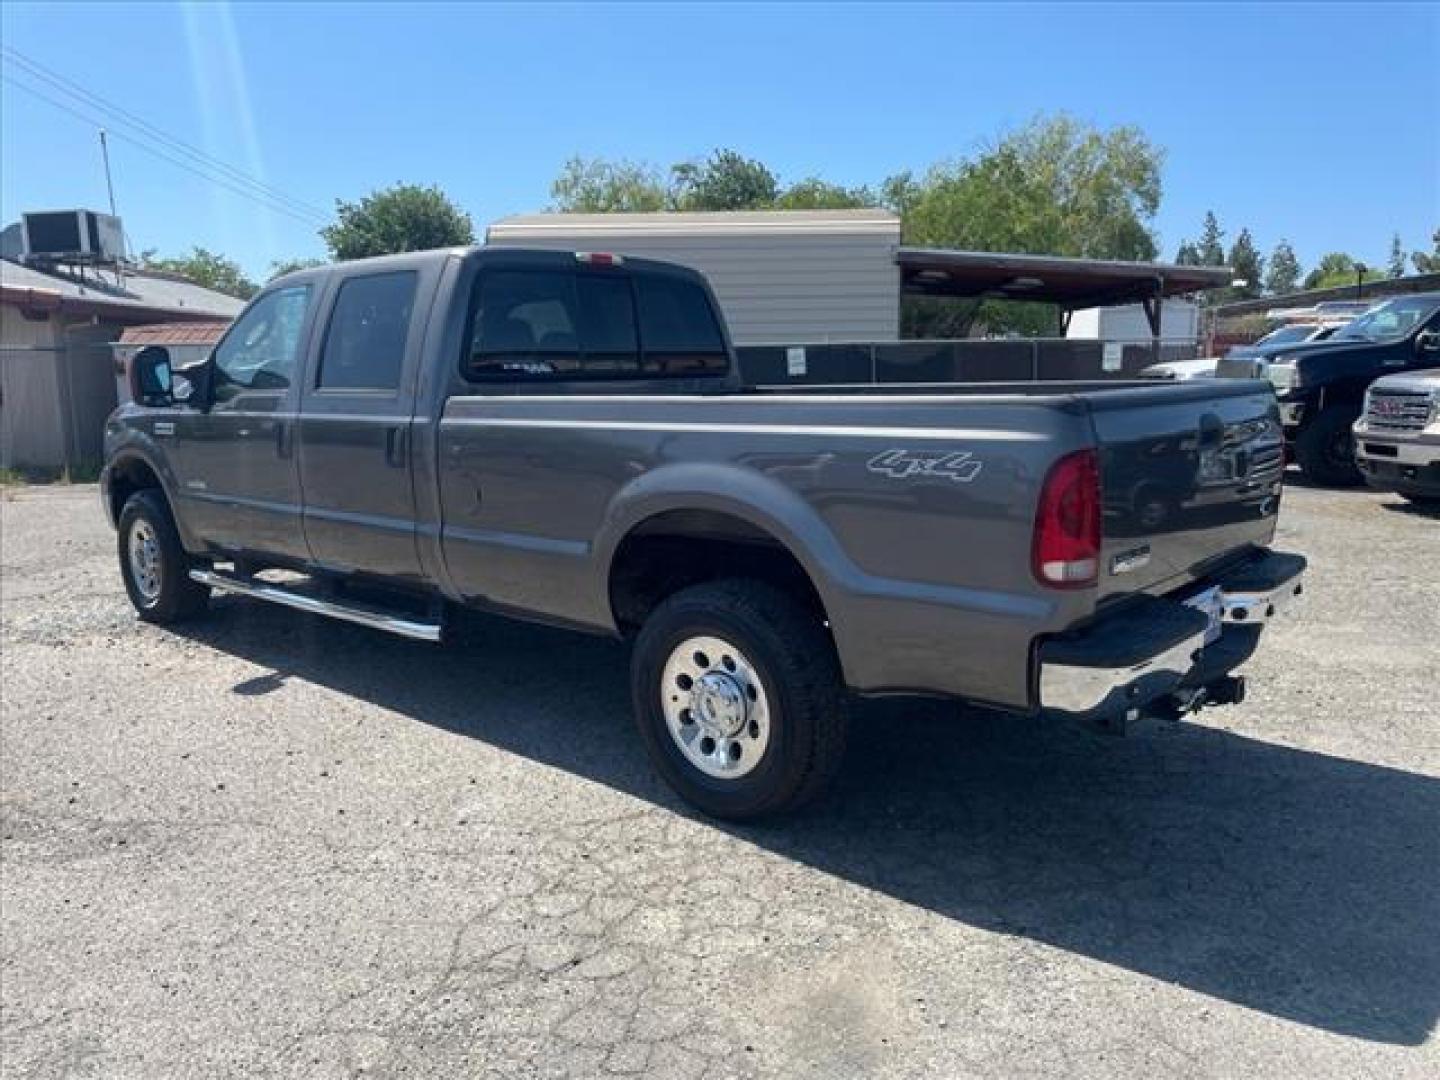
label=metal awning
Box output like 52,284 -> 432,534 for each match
896,248 -> 1233,339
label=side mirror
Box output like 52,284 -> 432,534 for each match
1417,329 -> 1440,353
132,346 -> 174,406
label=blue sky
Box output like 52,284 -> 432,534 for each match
3,2 -> 1436,280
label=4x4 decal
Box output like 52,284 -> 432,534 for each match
866,449 -> 983,483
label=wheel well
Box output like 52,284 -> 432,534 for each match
108,457 -> 163,522
609,510 -> 829,634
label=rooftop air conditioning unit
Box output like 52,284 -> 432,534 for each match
21,209 -> 125,263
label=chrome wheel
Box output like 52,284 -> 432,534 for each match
660,635 -> 771,779
128,518 -> 162,603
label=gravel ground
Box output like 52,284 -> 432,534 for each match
1,481 -> 1437,1079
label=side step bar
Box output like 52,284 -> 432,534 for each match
189,569 -> 443,642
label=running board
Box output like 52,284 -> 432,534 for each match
189,569 -> 443,642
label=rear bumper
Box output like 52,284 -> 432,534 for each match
1037,550 -> 1305,719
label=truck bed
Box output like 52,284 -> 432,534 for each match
435,378 -> 1283,708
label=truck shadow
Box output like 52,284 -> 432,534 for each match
1379,498 -> 1440,520
177,601 -> 1438,1047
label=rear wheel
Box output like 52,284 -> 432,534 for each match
631,579 -> 848,820
118,489 -> 210,623
1294,405 -> 1362,486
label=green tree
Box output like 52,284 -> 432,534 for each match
1265,240 -> 1301,295
902,116 -> 1162,260
1411,228 -> 1439,274
880,172 -> 922,217
268,256 -> 326,280
1226,228 -> 1264,299
671,149 -> 779,211
773,177 -> 874,209
1303,252 -> 1386,290
899,114 -> 1164,335
1174,240 -> 1201,266
321,183 -> 475,261
1387,233 -> 1407,278
550,156 -> 667,212
140,247 -> 257,300
1196,211 -> 1225,267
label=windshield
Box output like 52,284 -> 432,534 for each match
1333,297 -> 1440,342
1257,325 -> 1317,346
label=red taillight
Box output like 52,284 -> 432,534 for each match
1032,448 -> 1101,589
575,251 -> 623,266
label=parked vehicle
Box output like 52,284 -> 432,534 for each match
1216,293 -> 1440,485
102,247 -> 1306,819
1138,356 -> 1219,381
1353,368 -> 1440,504
1227,321 -> 1340,361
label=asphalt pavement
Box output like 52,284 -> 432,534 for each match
1,480 -> 1437,1078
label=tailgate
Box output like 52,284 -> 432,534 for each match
1087,382 -> 1284,599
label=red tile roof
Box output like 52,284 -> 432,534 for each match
117,321 -> 231,346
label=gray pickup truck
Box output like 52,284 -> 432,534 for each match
103,247 -> 1306,818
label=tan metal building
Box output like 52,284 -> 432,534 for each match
486,209 -> 902,345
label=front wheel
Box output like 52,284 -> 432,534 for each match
118,489 -> 210,623
630,579 -> 849,820
1294,405 -> 1362,486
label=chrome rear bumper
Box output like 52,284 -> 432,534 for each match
1219,573 -> 1304,625
1040,625 -> 1207,715
1038,550 -> 1306,718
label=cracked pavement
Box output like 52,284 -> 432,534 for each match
1,481 -> 1437,1078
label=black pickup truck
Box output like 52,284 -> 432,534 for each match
103,247 -> 1306,818
1217,293 -> 1440,484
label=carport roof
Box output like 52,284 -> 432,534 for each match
896,248 -> 1233,309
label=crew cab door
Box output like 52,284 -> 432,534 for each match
296,267 -> 428,582
167,284 -> 314,561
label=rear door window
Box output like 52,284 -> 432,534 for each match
317,271 -> 417,391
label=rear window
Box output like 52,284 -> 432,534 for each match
464,267 -> 727,381
576,274 -> 639,373
318,271 -> 417,390
635,275 -> 728,374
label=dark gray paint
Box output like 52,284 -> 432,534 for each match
103,247 -> 1285,712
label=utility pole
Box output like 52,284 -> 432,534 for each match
99,129 -> 117,217
98,129 -> 124,286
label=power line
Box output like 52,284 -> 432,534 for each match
2,72 -> 329,228
1,46 -> 329,225
2,44 -> 328,220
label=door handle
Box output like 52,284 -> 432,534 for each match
385,426 -> 408,468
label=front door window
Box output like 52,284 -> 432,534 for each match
212,286 -> 311,404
